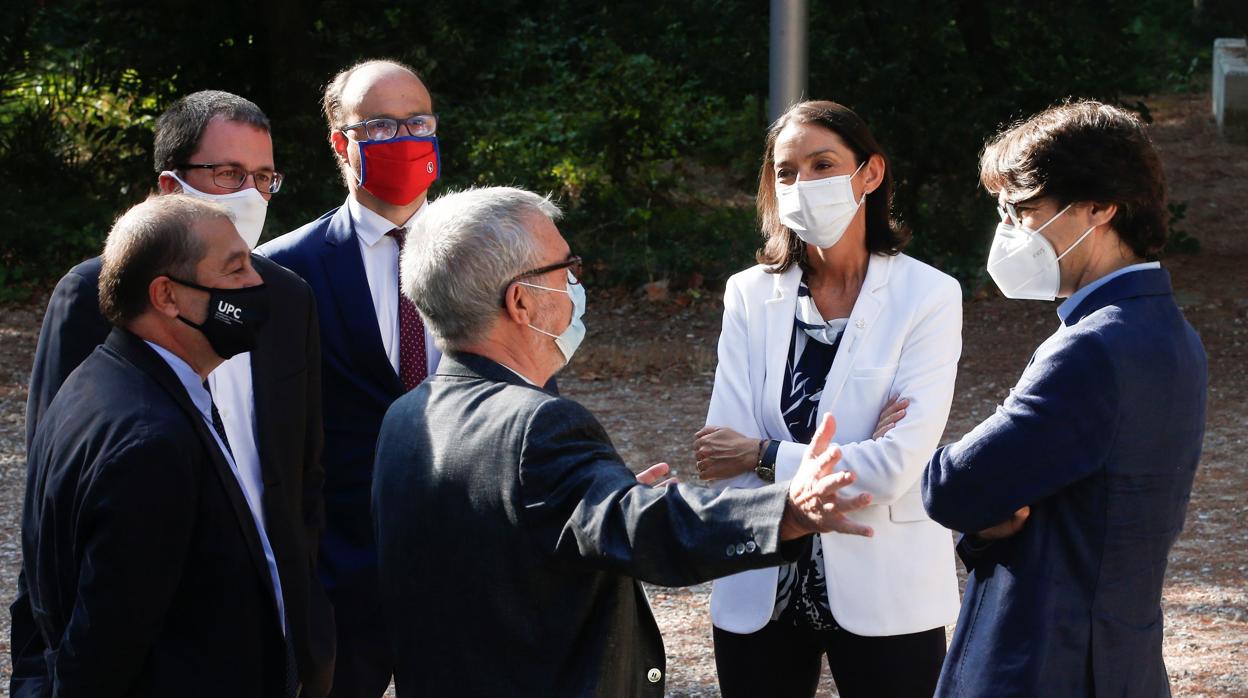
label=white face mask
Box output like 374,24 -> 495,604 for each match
518,270 -> 587,365
163,171 -> 269,248
775,161 -> 866,249
986,203 -> 1095,301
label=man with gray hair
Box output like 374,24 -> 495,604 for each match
20,195 -> 295,696
373,186 -> 876,696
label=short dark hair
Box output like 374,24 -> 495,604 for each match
99,195 -> 229,326
756,101 -> 909,273
152,90 -> 270,174
979,100 -> 1168,260
322,58 -> 422,130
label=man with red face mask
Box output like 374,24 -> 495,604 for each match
258,59 -> 442,698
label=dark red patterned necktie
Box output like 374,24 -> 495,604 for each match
387,227 -> 427,390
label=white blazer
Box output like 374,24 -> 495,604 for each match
707,253 -> 962,637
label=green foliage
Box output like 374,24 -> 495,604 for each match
0,0 -> 1228,299
1164,201 -> 1200,256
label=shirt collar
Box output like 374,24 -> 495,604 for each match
499,362 -> 539,386
144,340 -> 212,420
1057,261 -> 1161,323
346,194 -> 428,247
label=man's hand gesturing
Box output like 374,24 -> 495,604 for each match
779,414 -> 874,540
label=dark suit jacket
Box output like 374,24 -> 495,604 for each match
257,207 -> 404,600
14,255 -> 334,697
373,352 -> 807,697
22,329 -> 289,696
922,269 -> 1207,697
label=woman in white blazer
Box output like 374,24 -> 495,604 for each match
694,101 -> 962,697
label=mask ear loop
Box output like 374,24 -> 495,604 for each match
1056,224 -> 1097,261
849,160 -> 869,207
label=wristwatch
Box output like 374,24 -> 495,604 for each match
755,439 -> 779,483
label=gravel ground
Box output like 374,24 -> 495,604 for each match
1,90 -> 1244,696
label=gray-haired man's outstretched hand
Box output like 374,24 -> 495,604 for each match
779,414 -> 874,541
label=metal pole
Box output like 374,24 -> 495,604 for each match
769,0 -> 809,124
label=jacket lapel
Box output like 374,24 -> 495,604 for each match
760,266 -> 801,442
107,329 -> 282,623
248,256 -> 285,488
318,205 -> 404,396
816,253 -> 893,417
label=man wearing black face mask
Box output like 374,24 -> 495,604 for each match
15,91 -> 334,698
20,195 -> 295,696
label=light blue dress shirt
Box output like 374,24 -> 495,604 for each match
145,341 -> 286,633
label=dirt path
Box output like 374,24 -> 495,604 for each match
0,90 -> 1243,695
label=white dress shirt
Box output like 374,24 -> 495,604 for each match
345,195 -> 441,376
145,341 -> 286,633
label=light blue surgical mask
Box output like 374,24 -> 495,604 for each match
518,270 -> 586,364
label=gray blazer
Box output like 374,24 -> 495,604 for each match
373,352 -> 808,697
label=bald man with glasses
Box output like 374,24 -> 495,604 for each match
258,59 -> 445,698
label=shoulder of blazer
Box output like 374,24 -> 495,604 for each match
725,263 -> 800,301
885,253 -> 962,301
252,254 -> 314,301
256,206 -> 344,266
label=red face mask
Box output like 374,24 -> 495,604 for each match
356,136 -> 441,206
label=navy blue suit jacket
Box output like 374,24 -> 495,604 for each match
922,268 -> 1207,697
257,205 -> 401,595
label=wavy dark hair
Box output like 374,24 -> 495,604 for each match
756,101 -> 909,273
979,100 -> 1168,260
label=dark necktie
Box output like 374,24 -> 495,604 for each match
203,381 -> 233,459
387,227 -> 428,390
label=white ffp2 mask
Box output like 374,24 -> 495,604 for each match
986,204 -> 1095,301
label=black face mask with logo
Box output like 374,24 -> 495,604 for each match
167,276 -> 270,359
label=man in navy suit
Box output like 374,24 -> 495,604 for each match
258,59 -> 441,698
922,101 -> 1207,697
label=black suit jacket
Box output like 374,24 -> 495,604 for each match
14,255 -> 334,696
22,329 -> 288,696
372,353 -> 805,697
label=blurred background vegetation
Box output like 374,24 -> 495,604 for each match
1,0 -> 1244,301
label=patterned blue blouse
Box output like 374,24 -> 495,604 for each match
773,279 -> 847,631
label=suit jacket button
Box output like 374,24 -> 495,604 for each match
647,668 -> 662,683
745,541 -> 757,553
725,544 -> 735,556
735,542 -> 746,555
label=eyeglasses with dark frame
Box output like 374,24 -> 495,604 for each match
499,256 -> 583,305
340,114 -> 439,142
179,163 -> 284,194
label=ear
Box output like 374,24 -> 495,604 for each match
157,172 -> 182,194
148,276 -> 181,319
1086,201 -> 1118,228
330,130 -> 351,165
502,283 -> 534,326
862,153 -> 886,195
